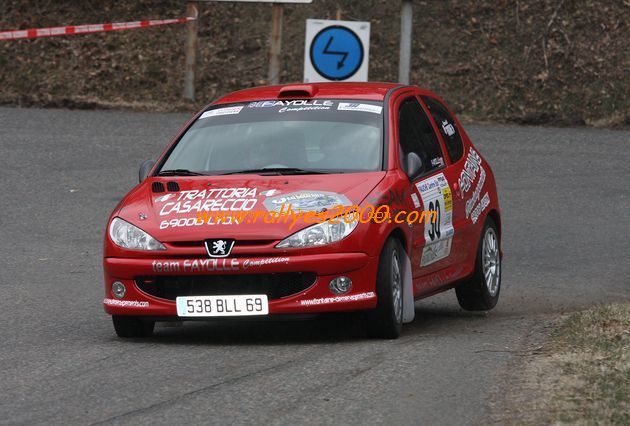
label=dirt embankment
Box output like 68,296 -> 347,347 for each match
0,0 -> 628,126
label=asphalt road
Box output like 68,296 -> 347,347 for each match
0,107 -> 628,425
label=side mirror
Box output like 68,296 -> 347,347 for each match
139,160 -> 156,183
405,152 -> 423,180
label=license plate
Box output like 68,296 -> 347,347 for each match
176,295 -> 269,317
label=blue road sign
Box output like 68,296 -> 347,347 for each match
309,26 -> 364,81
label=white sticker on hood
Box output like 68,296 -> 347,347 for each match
260,189 -> 280,197
159,187 -> 258,216
155,193 -> 175,203
263,190 -> 352,213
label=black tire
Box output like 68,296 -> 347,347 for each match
112,315 -> 155,338
456,218 -> 501,311
367,237 -> 405,339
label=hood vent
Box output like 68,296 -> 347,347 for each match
167,181 -> 180,192
151,182 -> 165,193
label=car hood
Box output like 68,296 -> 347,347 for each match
117,172 -> 386,242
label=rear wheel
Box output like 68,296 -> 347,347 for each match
112,315 -> 155,338
367,238 -> 404,339
456,218 -> 501,311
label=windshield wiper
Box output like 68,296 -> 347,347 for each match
157,169 -> 207,176
222,168 -> 330,176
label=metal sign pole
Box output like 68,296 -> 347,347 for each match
268,3 -> 284,85
398,0 -> 413,85
183,1 -> 199,100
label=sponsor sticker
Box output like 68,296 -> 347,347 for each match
299,292 -> 376,306
457,147 -> 488,222
470,192 -> 490,224
199,106 -> 243,119
159,188 -> 258,216
103,299 -> 149,308
337,102 -> 383,114
264,190 -> 352,213
410,193 -> 421,209
248,100 -> 333,109
242,257 -> 289,269
458,147 -> 483,194
441,119 -> 456,137
151,257 -> 289,273
431,157 -> 445,168
465,167 -> 486,219
152,259 -> 240,273
279,105 -> 332,113
247,99 -> 334,114
421,238 -> 453,267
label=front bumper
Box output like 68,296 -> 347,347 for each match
103,253 -> 378,317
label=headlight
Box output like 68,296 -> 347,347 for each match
108,217 -> 166,251
276,216 -> 359,249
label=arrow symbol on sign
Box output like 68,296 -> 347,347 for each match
323,36 -> 349,70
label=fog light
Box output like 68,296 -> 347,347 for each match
112,281 -> 126,299
329,276 -> 352,295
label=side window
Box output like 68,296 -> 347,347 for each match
398,97 -> 445,176
421,96 -> 464,162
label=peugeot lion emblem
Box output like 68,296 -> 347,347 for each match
205,239 -> 235,258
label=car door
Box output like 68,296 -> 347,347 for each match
396,96 -> 456,287
420,95 -> 471,266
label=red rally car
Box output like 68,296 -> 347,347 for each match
103,82 -> 502,339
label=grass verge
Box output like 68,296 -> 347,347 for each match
546,303 -> 629,424
506,303 -> 630,424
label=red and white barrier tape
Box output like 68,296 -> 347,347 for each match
0,17 -> 195,41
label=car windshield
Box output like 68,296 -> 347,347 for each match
159,99 -> 384,175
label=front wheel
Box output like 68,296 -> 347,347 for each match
112,315 -> 155,338
367,237 -> 404,339
456,218 -> 501,311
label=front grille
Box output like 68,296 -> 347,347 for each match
135,273 -> 317,301
168,240 -> 274,248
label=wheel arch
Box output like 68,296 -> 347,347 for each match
388,227 -> 409,254
486,209 -> 501,241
